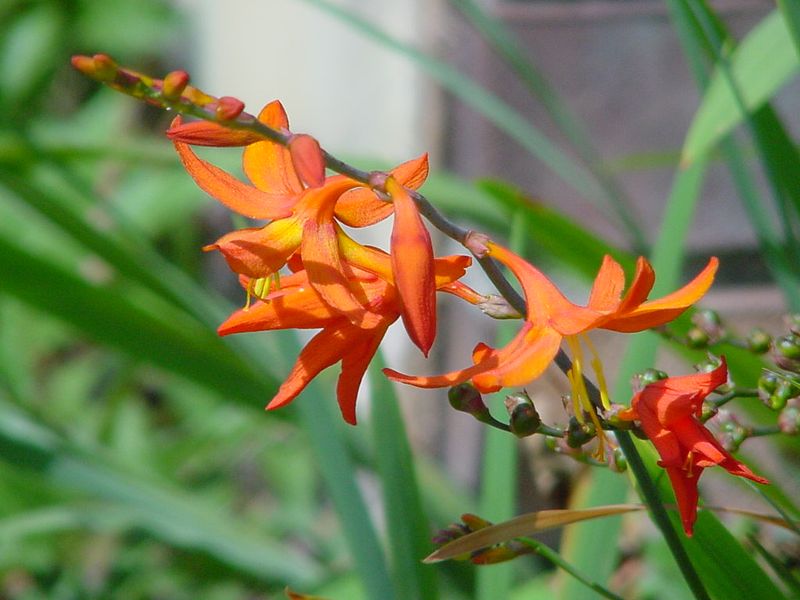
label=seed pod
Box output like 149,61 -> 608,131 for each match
746,328 -> 772,354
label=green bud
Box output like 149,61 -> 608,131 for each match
758,371 -> 779,397
700,403 -> 718,422
448,384 -> 488,418
695,354 -> 724,375
633,368 -> 669,392
686,327 -> 710,349
611,447 -> 627,472
778,400 -> 800,435
776,334 -> 800,360
768,379 -> 795,411
566,417 -> 595,448
504,392 -> 541,438
746,328 -> 772,354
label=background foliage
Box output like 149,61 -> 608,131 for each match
0,1 -> 798,598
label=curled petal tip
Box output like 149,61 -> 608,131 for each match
167,119 -> 262,146
288,134 -> 325,188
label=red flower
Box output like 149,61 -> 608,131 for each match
619,358 -> 768,535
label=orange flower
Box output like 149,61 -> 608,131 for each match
170,101 -> 428,328
618,358 -> 768,535
218,253 -> 471,424
386,242 -> 718,394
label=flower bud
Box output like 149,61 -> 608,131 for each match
91,53 -> 118,81
700,403 -> 718,422
504,392 -> 541,437
479,295 -> 522,320
778,400 -> 800,435
631,368 -> 668,392
566,417 -> 595,448
213,96 -> 245,121
611,447 -> 628,473
692,308 -> 724,339
758,371 -> 779,403
288,134 -> 325,188
686,327 -> 710,349
715,410 -> 746,452
746,328 -> 772,354
768,378 -> 798,411
448,383 -> 490,421
161,70 -> 189,100
776,333 -> 800,360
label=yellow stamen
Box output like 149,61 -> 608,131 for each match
582,335 -> 612,410
566,335 -> 608,460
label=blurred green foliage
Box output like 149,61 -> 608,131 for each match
1,0 -> 799,599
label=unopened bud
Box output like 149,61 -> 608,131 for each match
716,411 -> 746,452
632,368 -> 668,392
478,295 -> 522,320
611,447 -> 627,472
686,327 -> 710,349
215,96 -> 245,121
448,383 -> 489,420
692,308 -> 723,337
162,70 -> 189,100
758,371 -> 779,401
504,392 -> 541,437
91,53 -> 118,81
566,417 -> 595,448
746,328 -> 772,354
700,403 -> 718,422
604,404 -> 636,429
768,378 -> 798,411
778,400 -> 800,435
288,134 -> 325,188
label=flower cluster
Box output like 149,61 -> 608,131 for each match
169,100 -> 471,424
71,54 -> 769,536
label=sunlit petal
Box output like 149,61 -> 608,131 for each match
243,100 -> 304,195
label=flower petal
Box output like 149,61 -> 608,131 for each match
301,217 -> 381,329
664,465 -> 701,536
601,257 -> 718,332
486,242 -> 601,334
616,257 -> 655,313
471,324 -> 562,392
267,323 -> 351,412
388,177 -> 437,356
217,287 -> 337,335
337,322 -> 391,424
204,218 -> 302,277
174,135 -> 296,220
333,154 -> 429,227
587,255 -> 625,311
242,100 -> 305,196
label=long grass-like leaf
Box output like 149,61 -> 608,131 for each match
448,0 -> 646,252
682,10 -> 799,164
0,399 -> 320,585
369,351 -> 438,600
302,0 -> 623,226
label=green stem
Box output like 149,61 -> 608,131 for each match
615,431 -> 711,600
517,537 -> 624,600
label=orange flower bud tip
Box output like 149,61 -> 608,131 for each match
464,231 -> 490,257
92,54 -> 119,81
216,96 -> 246,120
70,55 -> 95,76
162,70 -> 190,100
288,134 -> 326,188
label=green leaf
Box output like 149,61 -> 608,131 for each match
0,233 -> 272,406
302,0 -> 616,217
369,351 -> 438,600
0,400 -> 320,586
682,10 -> 799,164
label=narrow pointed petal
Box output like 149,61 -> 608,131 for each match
242,100 -> 304,195
616,257 -> 655,313
337,323 -> 390,424
204,219 -> 302,277
167,119 -> 262,146
388,178 -> 437,356
602,258 -> 718,332
664,466 -> 701,536
383,362 -> 493,390
218,288 -> 336,335
471,325 -> 562,392
288,134 -> 326,188
174,134 -> 295,219
267,324 -> 351,412
587,255 -> 625,311
334,154 -> 429,227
